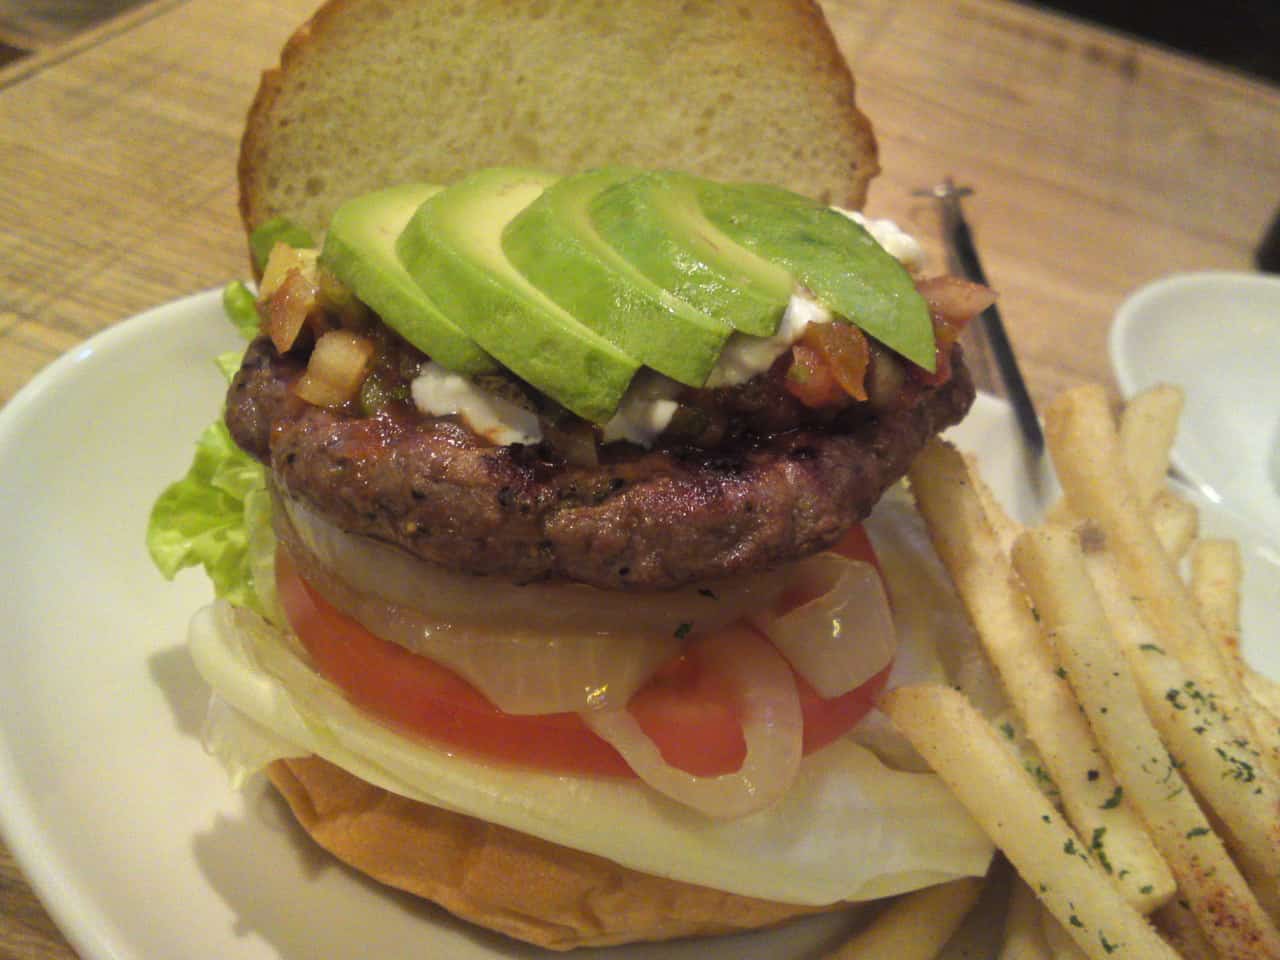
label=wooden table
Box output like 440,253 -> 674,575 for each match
1,0 -> 1277,956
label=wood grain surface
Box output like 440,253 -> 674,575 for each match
1,0 -> 1278,957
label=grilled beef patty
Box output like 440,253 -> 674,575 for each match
227,335 -> 973,589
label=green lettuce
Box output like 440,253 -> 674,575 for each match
146,283 -> 274,615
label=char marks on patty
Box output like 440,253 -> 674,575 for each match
226,336 -> 974,589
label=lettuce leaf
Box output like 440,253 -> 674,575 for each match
190,599 -> 993,905
147,418 -> 268,613
146,286 -> 274,614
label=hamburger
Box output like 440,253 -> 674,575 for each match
149,0 -> 998,950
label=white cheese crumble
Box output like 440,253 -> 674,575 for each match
411,362 -> 543,446
410,214 -> 922,448
601,371 -> 682,446
705,291 -> 831,388
838,209 -> 926,275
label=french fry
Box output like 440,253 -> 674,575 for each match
1148,490 -> 1199,562
1082,542 -> 1280,919
1245,668 -> 1280,721
1154,897 -> 1220,960
1048,383 -> 1280,783
908,439 -> 1173,912
993,707 -> 1061,804
1044,385 -> 1241,720
822,876 -> 984,960
1241,669 -> 1280,785
1190,539 -> 1243,664
1118,383 -> 1184,506
964,450 -> 1025,555
1043,496 -> 1076,529
1011,526 -> 1280,960
1041,908 -> 1093,959
1000,879 -> 1054,960
881,684 -> 1181,960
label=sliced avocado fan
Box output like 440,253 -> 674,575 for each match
589,170 -> 794,337
503,167 -> 732,387
695,180 -> 937,372
397,168 -> 639,424
321,183 -> 496,376
314,168 -> 938,425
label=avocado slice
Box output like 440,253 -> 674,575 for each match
397,168 -> 639,424
503,168 -> 732,387
321,183 -> 496,375
589,171 -> 793,337
696,180 -> 937,371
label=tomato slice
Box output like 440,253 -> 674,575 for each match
276,526 -> 891,779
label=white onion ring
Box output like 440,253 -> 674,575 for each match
287,537 -> 682,714
750,554 -> 896,698
581,625 -> 803,819
278,494 -> 787,638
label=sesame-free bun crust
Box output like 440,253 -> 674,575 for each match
267,756 -> 831,950
239,0 -> 878,242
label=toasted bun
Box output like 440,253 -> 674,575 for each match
239,0 -> 878,241
266,756 -> 832,950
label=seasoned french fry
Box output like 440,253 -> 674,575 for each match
1241,670 -> 1280,786
1048,383 -> 1280,786
1000,879 -> 1054,960
881,684 -> 1180,960
1148,490 -> 1199,562
992,708 -> 1061,804
1118,383 -> 1184,506
1190,539 -> 1243,663
1083,542 -> 1280,918
1154,897 -> 1220,960
963,450 -> 1025,555
1245,668 -> 1280,721
1244,691 -> 1280,800
1043,495 -> 1076,529
908,439 -> 1173,912
822,876 -> 984,960
1041,908 -> 1092,959
1011,526 -> 1280,960
1044,385 -> 1241,715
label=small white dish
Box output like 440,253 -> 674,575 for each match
1110,271 -> 1280,532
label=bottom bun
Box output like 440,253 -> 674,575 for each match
266,756 -> 836,950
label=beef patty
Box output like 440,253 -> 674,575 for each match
227,336 -> 974,589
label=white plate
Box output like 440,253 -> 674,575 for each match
1110,271 -> 1280,534
0,290 -> 1273,960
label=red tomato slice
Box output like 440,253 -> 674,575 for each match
276,525 -> 891,779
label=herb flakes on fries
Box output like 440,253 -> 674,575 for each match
822,382 -> 1280,960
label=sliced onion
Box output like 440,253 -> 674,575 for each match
582,625 -> 803,819
261,268 -> 316,353
915,275 -> 996,326
258,245 -> 320,353
287,538 -> 681,714
278,495 -> 788,641
294,330 -> 375,408
750,554 -> 896,699
806,322 -> 870,402
258,243 -> 318,298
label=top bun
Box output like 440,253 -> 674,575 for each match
238,0 -> 878,241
